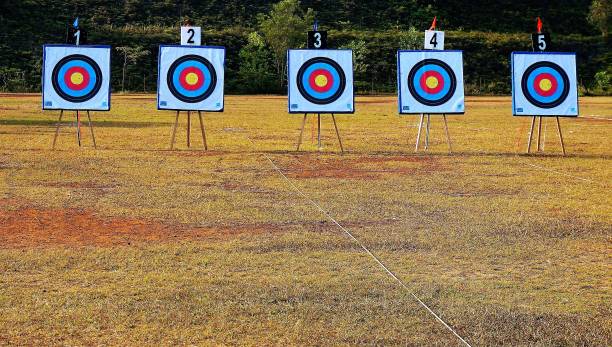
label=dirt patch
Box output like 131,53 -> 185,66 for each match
282,154 -> 446,179
0,202 -> 281,249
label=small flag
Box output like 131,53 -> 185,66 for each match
73,17 -> 79,29
429,16 -> 437,30
536,17 -> 542,33
313,19 -> 318,31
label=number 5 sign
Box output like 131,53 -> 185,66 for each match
181,26 -> 201,46
531,33 -> 551,52
424,30 -> 444,50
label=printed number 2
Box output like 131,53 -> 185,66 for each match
430,33 -> 437,48
537,35 -> 546,50
187,29 -> 195,44
314,32 -> 322,48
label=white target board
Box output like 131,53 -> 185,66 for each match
157,45 -> 225,111
397,50 -> 464,114
42,45 -> 111,111
511,52 -> 578,117
288,49 -> 354,113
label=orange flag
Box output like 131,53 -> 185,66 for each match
537,17 -> 543,33
429,16 -> 437,30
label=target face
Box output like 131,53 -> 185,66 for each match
512,53 -> 577,116
42,45 -> 111,110
407,59 -> 456,106
158,46 -> 225,111
288,49 -> 354,113
398,51 -> 464,114
297,57 -> 346,104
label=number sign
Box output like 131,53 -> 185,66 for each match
531,33 -> 551,52
307,31 -> 328,49
181,26 -> 201,46
424,30 -> 444,50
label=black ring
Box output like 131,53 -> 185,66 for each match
167,55 -> 217,103
407,59 -> 456,107
51,54 -> 103,103
521,61 -> 570,109
297,57 -> 346,105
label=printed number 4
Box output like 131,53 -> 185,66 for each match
187,29 -> 195,44
538,35 -> 546,50
314,32 -> 322,48
430,33 -> 437,48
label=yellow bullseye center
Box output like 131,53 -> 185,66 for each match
425,76 -> 439,89
70,72 -> 84,85
539,78 -> 552,91
185,72 -> 199,85
314,74 -> 328,87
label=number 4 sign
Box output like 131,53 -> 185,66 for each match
181,26 -> 201,46
424,30 -> 444,50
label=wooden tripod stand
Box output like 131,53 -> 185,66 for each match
52,109 -> 97,149
169,110 -> 208,150
295,113 -> 344,152
526,116 -> 566,155
414,113 -> 452,153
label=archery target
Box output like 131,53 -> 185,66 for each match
512,53 -> 578,116
42,45 -> 110,110
398,51 -> 464,114
288,50 -> 354,113
158,45 -> 225,111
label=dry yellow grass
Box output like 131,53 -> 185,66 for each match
0,94 -> 610,345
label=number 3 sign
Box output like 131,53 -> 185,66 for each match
181,26 -> 201,46
424,30 -> 444,50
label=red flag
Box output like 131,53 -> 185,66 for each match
536,17 -> 543,33
429,16 -> 437,30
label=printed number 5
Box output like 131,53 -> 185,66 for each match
187,28 -> 195,44
538,35 -> 546,50
314,32 -> 321,48
430,33 -> 437,48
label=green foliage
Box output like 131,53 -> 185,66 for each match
588,0 -> 611,37
236,32 -> 278,93
257,0 -> 314,87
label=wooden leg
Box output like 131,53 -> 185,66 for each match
296,114 -> 307,151
317,113 -> 321,150
198,111 -> 208,151
527,116 -> 536,153
187,111 -> 191,148
443,114 -> 452,154
556,116 -> 566,156
170,111 -> 179,149
415,114 -> 424,152
52,110 -> 63,149
331,114 -> 344,153
86,110 -> 96,148
76,110 -> 81,147
425,114 -> 431,150
537,116 -> 542,152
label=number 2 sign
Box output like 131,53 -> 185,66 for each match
181,26 -> 201,46
424,30 -> 444,50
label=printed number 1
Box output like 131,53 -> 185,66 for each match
430,33 -> 437,48
537,35 -> 546,50
314,32 -> 322,48
187,29 -> 195,44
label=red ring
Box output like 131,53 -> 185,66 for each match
309,69 -> 334,93
179,67 -> 205,91
419,71 -> 444,94
533,73 -> 558,97
64,66 -> 90,91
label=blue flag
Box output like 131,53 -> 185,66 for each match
73,17 -> 79,29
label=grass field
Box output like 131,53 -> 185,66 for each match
0,94 -> 610,345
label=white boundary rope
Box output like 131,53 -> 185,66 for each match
244,136 -> 471,347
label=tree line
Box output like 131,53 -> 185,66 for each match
0,0 -> 610,95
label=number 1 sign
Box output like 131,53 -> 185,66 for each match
181,26 -> 201,46
424,30 -> 444,50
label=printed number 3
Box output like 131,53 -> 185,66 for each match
538,35 -> 546,50
314,32 -> 321,48
187,28 -> 195,44
430,33 -> 437,48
